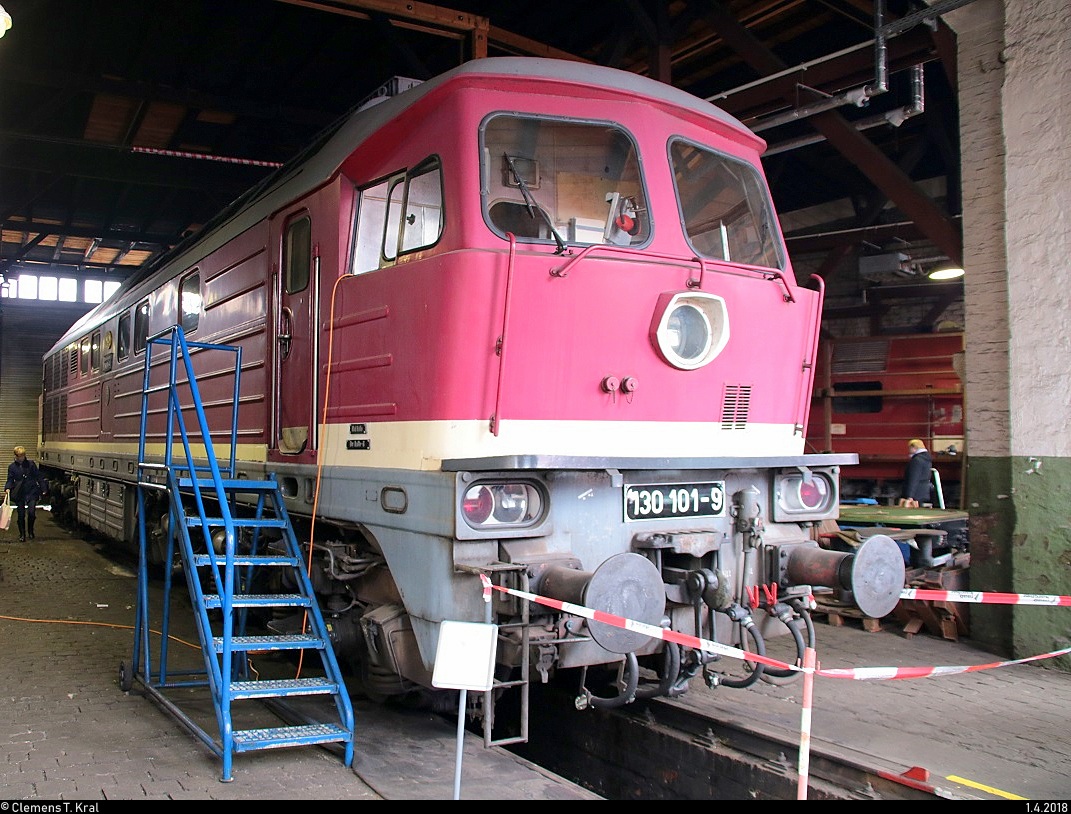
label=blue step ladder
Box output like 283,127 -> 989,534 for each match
122,325 -> 354,782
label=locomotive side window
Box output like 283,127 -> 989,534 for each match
381,159 -> 443,262
384,179 -> 404,261
117,311 -> 130,361
355,161 -> 443,269
80,336 -> 90,375
481,115 -> 648,248
284,216 -> 311,294
133,300 -> 150,354
400,158 -> 443,254
180,272 -> 201,333
669,138 -> 784,270
352,180 -> 389,275
90,330 -> 101,372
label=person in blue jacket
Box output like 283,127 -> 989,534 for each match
898,439 -> 933,508
5,446 -> 48,541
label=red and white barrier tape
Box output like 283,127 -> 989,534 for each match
478,573 -> 786,671
477,574 -> 1071,680
901,587 -> 1071,606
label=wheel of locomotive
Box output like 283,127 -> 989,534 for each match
118,661 -> 132,692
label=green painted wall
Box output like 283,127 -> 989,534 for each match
968,455 -> 1071,670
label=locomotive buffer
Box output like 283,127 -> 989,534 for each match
123,326 -> 355,782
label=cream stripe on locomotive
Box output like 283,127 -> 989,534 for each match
319,419 -> 805,470
45,420 -> 802,473
40,442 -> 269,465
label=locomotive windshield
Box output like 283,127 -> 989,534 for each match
670,138 -> 784,270
482,114 -> 649,248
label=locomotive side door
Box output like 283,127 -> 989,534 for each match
272,210 -> 318,460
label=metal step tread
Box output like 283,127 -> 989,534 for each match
213,633 -> 324,652
229,677 -> 338,699
185,516 -> 288,529
203,593 -> 310,609
192,554 -> 298,567
178,477 -> 280,491
231,722 -> 351,751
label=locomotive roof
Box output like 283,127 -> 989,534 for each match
49,57 -> 757,356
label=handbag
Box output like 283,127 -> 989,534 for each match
0,494 -> 12,531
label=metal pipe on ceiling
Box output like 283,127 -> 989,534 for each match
718,0 -> 974,138
764,63 -> 925,156
750,0 -> 890,134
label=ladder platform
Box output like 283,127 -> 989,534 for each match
231,722 -> 351,752
213,633 -> 325,652
229,677 -> 339,699
203,593 -> 310,609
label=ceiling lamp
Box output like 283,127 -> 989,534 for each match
928,262 -> 965,281
0,5 -> 10,38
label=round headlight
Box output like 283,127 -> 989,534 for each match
666,304 -> 712,363
651,292 -> 730,370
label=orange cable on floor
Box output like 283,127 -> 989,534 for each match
0,612 -> 200,648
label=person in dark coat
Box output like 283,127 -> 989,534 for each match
5,446 -> 48,541
898,438 -> 933,508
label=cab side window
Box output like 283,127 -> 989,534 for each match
134,300 -> 150,354
285,216 -> 312,294
90,330 -> 101,372
117,311 -> 131,361
352,181 -> 389,275
180,273 -> 201,334
353,157 -> 443,270
399,158 -> 443,254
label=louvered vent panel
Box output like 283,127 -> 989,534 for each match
831,339 -> 890,374
721,385 -> 751,430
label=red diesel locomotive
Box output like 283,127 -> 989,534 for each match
38,57 -> 902,728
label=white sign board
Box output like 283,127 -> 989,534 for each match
431,620 -> 498,692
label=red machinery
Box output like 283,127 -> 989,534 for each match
807,331 -> 965,506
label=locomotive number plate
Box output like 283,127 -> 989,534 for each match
624,482 -> 726,521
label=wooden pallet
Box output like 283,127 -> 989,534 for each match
812,599 -> 884,632
893,565 -> 971,641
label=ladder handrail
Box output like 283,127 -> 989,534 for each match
139,326 -> 244,756
141,327 -> 243,592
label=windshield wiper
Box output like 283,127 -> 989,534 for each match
504,153 -> 567,254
